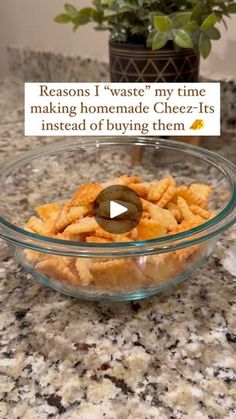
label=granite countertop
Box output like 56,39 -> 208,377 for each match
0,78 -> 236,419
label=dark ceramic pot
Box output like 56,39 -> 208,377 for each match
109,40 -> 200,83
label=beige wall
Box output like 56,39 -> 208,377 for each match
201,19 -> 236,77
0,0 -> 235,78
0,0 -> 108,75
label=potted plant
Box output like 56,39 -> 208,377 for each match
55,0 -> 236,82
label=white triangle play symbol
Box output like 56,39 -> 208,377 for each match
110,201 -> 128,219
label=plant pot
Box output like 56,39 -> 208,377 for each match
109,40 -> 200,82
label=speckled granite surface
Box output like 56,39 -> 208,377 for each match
0,78 -> 236,419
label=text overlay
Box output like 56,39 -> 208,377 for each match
25,82 -> 220,136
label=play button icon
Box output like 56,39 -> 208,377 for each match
110,201 -> 128,219
93,185 -> 143,234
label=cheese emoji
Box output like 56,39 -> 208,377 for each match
190,119 -> 204,130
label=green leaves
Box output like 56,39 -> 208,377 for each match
55,4 -> 78,23
54,0 -> 236,59
103,9 -> 117,16
153,16 -> 172,32
173,29 -> 193,48
205,26 -> 221,40
147,8 -> 220,55
197,13 -> 219,58
184,20 -> 199,34
73,8 -> 98,27
64,4 -> 78,19
171,12 -> 192,29
199,33 -> 212,58
151,13 -> 193,51
191,2 -> 205,21
54,14 -> 72,23
227,3 -> 236,12
201,13 -> 218,31
118,3 -> 139,13
152,32 -> 168,49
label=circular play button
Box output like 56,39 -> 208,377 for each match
93,185 -> 143,234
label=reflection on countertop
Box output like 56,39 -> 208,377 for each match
0,78 -> 236,419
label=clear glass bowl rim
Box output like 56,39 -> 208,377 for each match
0,137 -> 236,258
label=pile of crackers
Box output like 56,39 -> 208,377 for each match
25,175 -> 214,289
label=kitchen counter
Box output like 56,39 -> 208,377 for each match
0,78 -> 236,419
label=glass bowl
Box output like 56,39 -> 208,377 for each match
0,137 -> 236,301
